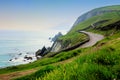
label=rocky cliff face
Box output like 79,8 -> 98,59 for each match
50,32 -> 63,52
72,6 -> 120,29
50,41 -> 62,52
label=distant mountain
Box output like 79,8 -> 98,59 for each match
72,5 -> 120,29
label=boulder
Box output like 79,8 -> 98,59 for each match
24,56 -> 33,60
35,46 -> 49,59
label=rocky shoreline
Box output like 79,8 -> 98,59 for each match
8,32 -> 63,64
9,52 -> 37,65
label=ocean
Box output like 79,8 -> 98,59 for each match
0,39 -> 52,68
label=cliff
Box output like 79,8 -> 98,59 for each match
71,5 -> 120,29
50,41 -> 62,52
50,5 -> 120,53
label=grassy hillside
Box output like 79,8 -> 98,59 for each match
40,32 -> 120,80
58,32 -> 88,48
72,5 -> 120,27
94,5 -> 120,10
0,5 -> 120,80
71,12 -> 120,33
58,5 -> 120,49
15,30 -> 120,80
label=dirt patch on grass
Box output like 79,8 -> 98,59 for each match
0,69 -> 37,80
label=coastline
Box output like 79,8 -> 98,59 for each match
0,39 -> 51,68
0,52 -> 37,68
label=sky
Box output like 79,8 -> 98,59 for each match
0,0 -> 120,40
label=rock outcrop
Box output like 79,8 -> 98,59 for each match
50,40 -> 62,52
35,46 -> 51,59
50,32 -> 63,42
38,5 -> 120,56
50,32 -> 63,52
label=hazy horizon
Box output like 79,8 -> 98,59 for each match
0,0 -> 120,69
0,0 -> 120,41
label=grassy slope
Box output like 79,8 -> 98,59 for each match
58,32 -> 87,48
0,5 -> 120,80
59,12 -> 120,47
71,12 -> 120,33
94,5 -> 120,10
36,31 -> 120,80
14,15 -> 120,80
0,46 -> 83,74
16,31 -> 120,80
58,5 -> 120,48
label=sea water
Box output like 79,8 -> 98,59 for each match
0,39 -> 52,68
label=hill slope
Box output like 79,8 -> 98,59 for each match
72,5 -> 120,28
51,5 -> 120,52
0,5 -> 120,80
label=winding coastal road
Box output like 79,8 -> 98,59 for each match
0,31 -> 104,80
79,31 -> 104,48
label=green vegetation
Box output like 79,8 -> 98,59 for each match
95,5 -> 120,10
58,5 -> 120,49
0,5 -> 120,80
0,47 -> 82,74
59,32 -> 88,48
14,65 -> 57,80
15,31 -> 120,80
71,12 -> 120,33
38,32 -> 120,80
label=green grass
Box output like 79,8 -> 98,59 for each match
58,32 -> 88,48
14,31 -> 120,80
34,31 -> 120,80
57,11 -> 120,49
51,5 -> 120,51
95,5 -> 120,10
1,5 -> 120,80
14,65 -> 57,80
71,12 -> 120,33
0,46 -> 83,74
